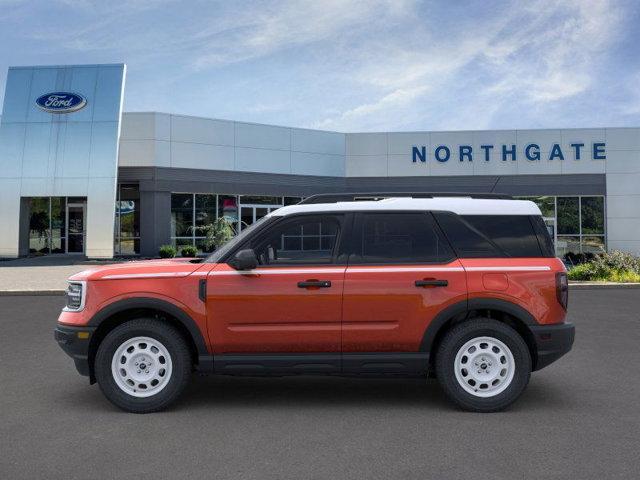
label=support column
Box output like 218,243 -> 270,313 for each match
139,189 -> 171,257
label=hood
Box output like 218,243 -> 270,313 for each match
68,258 -> 205,282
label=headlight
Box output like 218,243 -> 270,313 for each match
63,281 -> 86,311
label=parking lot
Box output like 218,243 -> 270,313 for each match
1,289 -> 639,480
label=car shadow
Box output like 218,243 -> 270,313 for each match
182,374 -> 451,410
52,373 -> 573,414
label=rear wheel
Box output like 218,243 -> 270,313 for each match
435,318 -> 531,412
95,318 -> 192,413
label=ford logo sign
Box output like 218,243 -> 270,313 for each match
35,92 -> 87,114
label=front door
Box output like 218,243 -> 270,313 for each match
342,212 -> 467,354
206,214 -> 346,355
66,203 -> 85,254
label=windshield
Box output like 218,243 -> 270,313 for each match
205,215 -> 273,263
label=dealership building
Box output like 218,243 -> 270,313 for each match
1,63 -> 639,259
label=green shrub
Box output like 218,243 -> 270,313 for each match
567,250 -> 640,282
180,245 -> 198,257
592,250 -> 640,273
607,270 -> 640,283
158,245 -> 177,258
567,263 -> 595,281
192,217 -> 235,251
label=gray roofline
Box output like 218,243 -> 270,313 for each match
122,112 -> 638,135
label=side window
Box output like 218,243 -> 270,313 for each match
434,212 -> 546,258
433,212 -> 502,258
354,213 -> 453,264
462,215 -> 543,257
251,215 -> 341,265
530,215 -> 555,257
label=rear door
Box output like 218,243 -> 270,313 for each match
342,212 -> 467,360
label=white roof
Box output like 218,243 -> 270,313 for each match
271,197 -> 542,217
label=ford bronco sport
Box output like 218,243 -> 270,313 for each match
55,193 -> 574,413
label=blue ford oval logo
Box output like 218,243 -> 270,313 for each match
35,92 -> 87,114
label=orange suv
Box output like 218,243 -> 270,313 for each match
55,193 -> 574,413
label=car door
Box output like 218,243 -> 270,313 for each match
342,212 -> 467,364
206,213 -> 346,357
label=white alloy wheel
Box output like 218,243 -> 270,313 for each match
453,336 -> 515,398
110,336 -> 173,398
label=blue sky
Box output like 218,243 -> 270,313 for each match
1,0 -> 639,132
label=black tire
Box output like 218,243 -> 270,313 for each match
435,318 -> 531,412
95,318 -> 192,413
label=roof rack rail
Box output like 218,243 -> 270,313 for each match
298,192 -> 513,204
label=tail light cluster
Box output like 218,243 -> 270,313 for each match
556,272 -> 568,310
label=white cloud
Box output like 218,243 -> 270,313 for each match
314,0 -> 625,130
1,0 -> 631,131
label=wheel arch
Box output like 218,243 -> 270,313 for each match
86,297 -> 210,383
421,298 -> 539,371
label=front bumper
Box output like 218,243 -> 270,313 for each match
530,322 -> 575,371
54,325 -> 96,377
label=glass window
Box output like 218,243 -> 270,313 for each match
251,215 -> 340,265
582,236 -> 606,254
172,237 -> 194,251
29,198 -> 50,254
557,236 -> 581,258
462,215 -> 543,257
240,195 -> 282,205
50,197 -> 65,244
195,238 -> 215,254
195,194 -> 216,228
557,197 -> 579,235
531,196 -> 555,218
171,194 -> 193,238
218,195 -> 238,232
118,238 -> 139,255
119,185 -> 140,238
433,212 -> 499,258
357,213 -> 453,264
581,197 -> 604,234
114,185 -> 140,255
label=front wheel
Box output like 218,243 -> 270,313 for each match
435,318 -> 531,412
95,319 -> 192,413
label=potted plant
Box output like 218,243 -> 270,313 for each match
193,217 -> 235,252
158,244 -> 177,258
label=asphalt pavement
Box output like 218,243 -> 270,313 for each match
1,290 -> 639,480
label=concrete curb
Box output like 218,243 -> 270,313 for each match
0,290 -> 65,296
569,282 -> 640,289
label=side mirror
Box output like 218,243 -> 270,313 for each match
228,248 -> 258,271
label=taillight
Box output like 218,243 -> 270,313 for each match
556,272 -> 568,310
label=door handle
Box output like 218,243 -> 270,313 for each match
297,280 -> 332,288
415,279 -> 448,288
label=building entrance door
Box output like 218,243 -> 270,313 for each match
66,202 -> 86,254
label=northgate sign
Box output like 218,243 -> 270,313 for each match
412,142 -> 606,163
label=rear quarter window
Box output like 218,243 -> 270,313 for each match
434,212 -> 551,258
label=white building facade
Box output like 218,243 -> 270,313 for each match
1,64 -> 639,259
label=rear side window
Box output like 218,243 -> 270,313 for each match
462,215 -> 543,257
530,215 -> 555,257
353,213 -> 453,264
433,212 -> 500,257
434,212 -> 549,258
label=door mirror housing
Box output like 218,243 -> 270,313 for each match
228,249 -> 258,271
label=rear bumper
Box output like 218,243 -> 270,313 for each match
54,325 -> 96,377
530,322 -> 575,371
